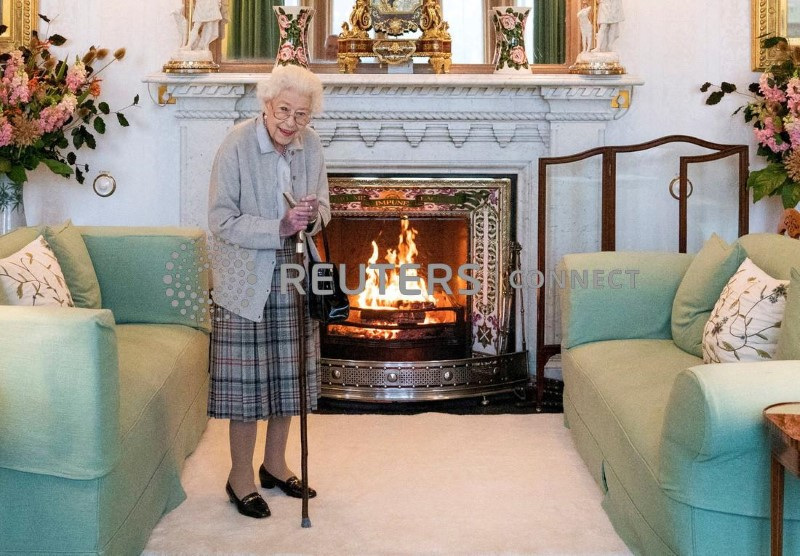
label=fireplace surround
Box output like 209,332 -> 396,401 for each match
144,71 -> 642,401
313,175 -> 526,400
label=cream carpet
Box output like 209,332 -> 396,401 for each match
143,413 -> 632,555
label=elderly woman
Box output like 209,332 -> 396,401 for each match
207,64 -> 329,519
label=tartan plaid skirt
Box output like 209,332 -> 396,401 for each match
208,241 -> 320,421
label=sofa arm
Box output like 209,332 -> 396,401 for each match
77,227 -> 210,332
0,306 -> 121,479
660,361 -> 800,516
559,251 -> 692,349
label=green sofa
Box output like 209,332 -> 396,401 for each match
560,233 -> 800,555
0,226 -> 210,555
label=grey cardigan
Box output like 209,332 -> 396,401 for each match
208,117 -> 330,322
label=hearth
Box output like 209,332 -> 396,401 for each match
317,176 -> 528,402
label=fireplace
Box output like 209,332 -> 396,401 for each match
316,176 -> 528,401
147,71 -> 643,404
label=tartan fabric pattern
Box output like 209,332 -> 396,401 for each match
208,241 -> 320,420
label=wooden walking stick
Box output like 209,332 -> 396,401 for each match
284,192 -> 312,528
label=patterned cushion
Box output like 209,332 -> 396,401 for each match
0,235 -> 74,307
702,258 -> 788,363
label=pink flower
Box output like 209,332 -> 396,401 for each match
38,93 -> 78,134
789,125 -> 800,148
5,71 -> 30,105
1,52 -> 30,106
500,14 -> 517,31
295,46 -> 308,66
278,14 -> 290,30
787,77 -> 800,115
278,44 -> 294,62
510,46 -> 527,65
754,117 -> 790,153
3,51 -> 22,80
0,116 -> 13,148
759,73 -> 787,103
66,61 -> 87,93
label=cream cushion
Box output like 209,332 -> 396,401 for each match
0,235 -> 74,307
702,257 -> 788,363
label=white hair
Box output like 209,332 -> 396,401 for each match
256,65 -> 324,115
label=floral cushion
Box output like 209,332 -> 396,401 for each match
702,258 -> 789,363
0,235 -> 74,307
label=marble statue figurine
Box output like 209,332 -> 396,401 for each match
185,0 -> 224,52
577,3 -> 592,53
163,0 -> 225,72
569,0 -> 625,74
592,0 -> 624,53
171,4 -> 188,49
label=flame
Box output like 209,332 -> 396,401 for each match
337,217 -> 455,339
355,217 -> 437,310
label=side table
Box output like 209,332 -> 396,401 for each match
764,402 -> 800,556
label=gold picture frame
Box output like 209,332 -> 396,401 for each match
0,0 -> 38,54
752,0 -> 800,70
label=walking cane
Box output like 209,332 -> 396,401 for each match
284,192 -> 312,528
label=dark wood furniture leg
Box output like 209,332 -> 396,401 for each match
772,454 -> 785,556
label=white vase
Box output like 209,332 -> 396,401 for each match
274,6 -> 315,68
490,6 -> 531,74
0,178 -> 26,235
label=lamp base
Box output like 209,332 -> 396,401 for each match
163,49 -> 219,73
569,51 -> 625,75
163,59 -> 219,74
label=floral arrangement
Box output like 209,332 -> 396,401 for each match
275,7 -> 313,68
702,37 -> 800,209
492,7 -> 529,71
0,15 -> 138,210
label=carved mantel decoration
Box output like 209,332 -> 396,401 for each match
144,71 -> 643,375
338,0 -> 452,73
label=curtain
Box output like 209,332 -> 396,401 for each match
533,0 -> 565,64
226,0 -> 284,60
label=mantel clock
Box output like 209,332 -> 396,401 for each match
338,0 -> 452,73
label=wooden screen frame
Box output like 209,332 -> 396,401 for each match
535,135 -> 750,410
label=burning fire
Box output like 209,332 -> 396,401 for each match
356,216 -> 438,310
334,217 -> 455,340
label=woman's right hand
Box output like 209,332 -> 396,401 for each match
279,204 -> 314,237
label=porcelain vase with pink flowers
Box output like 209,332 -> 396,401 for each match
490,6 -> 530,74
273,6 -> 315,68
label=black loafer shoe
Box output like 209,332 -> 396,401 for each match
259,465 -> 317,499
226,481 -> 271,518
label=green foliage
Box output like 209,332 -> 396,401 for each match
0,21 -> 137,207
748,163 -> 789,202
702,36 -> 800,208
